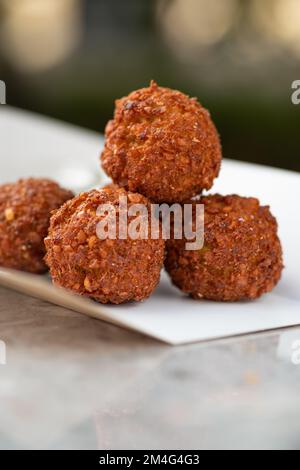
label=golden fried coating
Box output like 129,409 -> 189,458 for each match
101,81 -> 222,203
165,195 -> 283,301
0,178 -> 73,273
45,186 -> 165,304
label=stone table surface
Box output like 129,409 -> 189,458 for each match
0,285 -> 300,450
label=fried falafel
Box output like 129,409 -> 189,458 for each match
101,81 -> 222,203
0,178 -> 73,273
165,194 -> 283,301
45,185 -> 165,304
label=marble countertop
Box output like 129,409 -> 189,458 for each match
1,285 -> 300,450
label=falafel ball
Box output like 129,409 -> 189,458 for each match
165,195 -> 283,301
101,81 -> 222,203
0,178 -> 73,273
45,186 -> 165,304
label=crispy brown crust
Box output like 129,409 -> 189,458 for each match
45,186 -> 165,304
165,195 -> 284,301
0,178 -> 73,273
101,81 -> 222,203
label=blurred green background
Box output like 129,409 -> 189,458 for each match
0,0 -> 299,171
